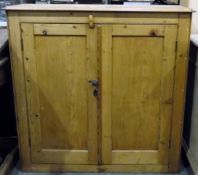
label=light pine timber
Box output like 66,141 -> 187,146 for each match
7,12 -> 32,170
5,4 -> 191,13
21,23 -> 98,164
101,24 -> 177,165
169,13 -> 192,173
6,5 -> 192,173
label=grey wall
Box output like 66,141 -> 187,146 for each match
184,42 -> 198,175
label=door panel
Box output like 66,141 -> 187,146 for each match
21,23 -> 98,164
101,25 -> 177,165
112,37 -> 162,151
36,36 -> 88,150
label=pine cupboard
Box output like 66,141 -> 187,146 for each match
6,4 -> 192,173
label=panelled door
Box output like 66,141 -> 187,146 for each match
101,25 -> 177,165
21,23 -> 98,164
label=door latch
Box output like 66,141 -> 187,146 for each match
88,15 -> 95,29
88,80 -> 99,97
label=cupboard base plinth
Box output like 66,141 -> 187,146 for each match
21,163 -> 176,173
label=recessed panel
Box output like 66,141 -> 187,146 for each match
112,36 -> 163,150
35,36 -> 88,150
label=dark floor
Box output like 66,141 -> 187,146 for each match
11,167 -> 191,175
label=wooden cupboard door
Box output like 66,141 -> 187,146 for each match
21,23 -> 98,164
101,25 -> 177,165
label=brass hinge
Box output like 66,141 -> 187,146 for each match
29,137 -> 31,148
21,28 -> 24,51
21,38 -> 24,51
169,139 -> 171,149
175,40 -> 178,52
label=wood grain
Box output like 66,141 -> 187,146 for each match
101,24 -> 177,165
21,23 -> 98,164
25,164 -> 169,173
7,8 -> 191,173
111,36 -> 163,151
5,4 -> 192,13
7,12 -> 32,170
168,13 -> 192,172
34,24 -> 86,35
17,12 -> 180,25
101,25 -> 112,164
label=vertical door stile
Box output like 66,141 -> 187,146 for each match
97,24 -> 102,165
21,23 -> 42,156
101,25 -> 113,164
87,26 -> 98,164
159,25 -> 178,164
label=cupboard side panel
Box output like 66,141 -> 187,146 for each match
169,14 -> 192,172
7,12 -> 32,169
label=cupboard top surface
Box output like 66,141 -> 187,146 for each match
5,4 -> 192,13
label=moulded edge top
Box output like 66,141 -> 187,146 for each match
5,4 -> 193,13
